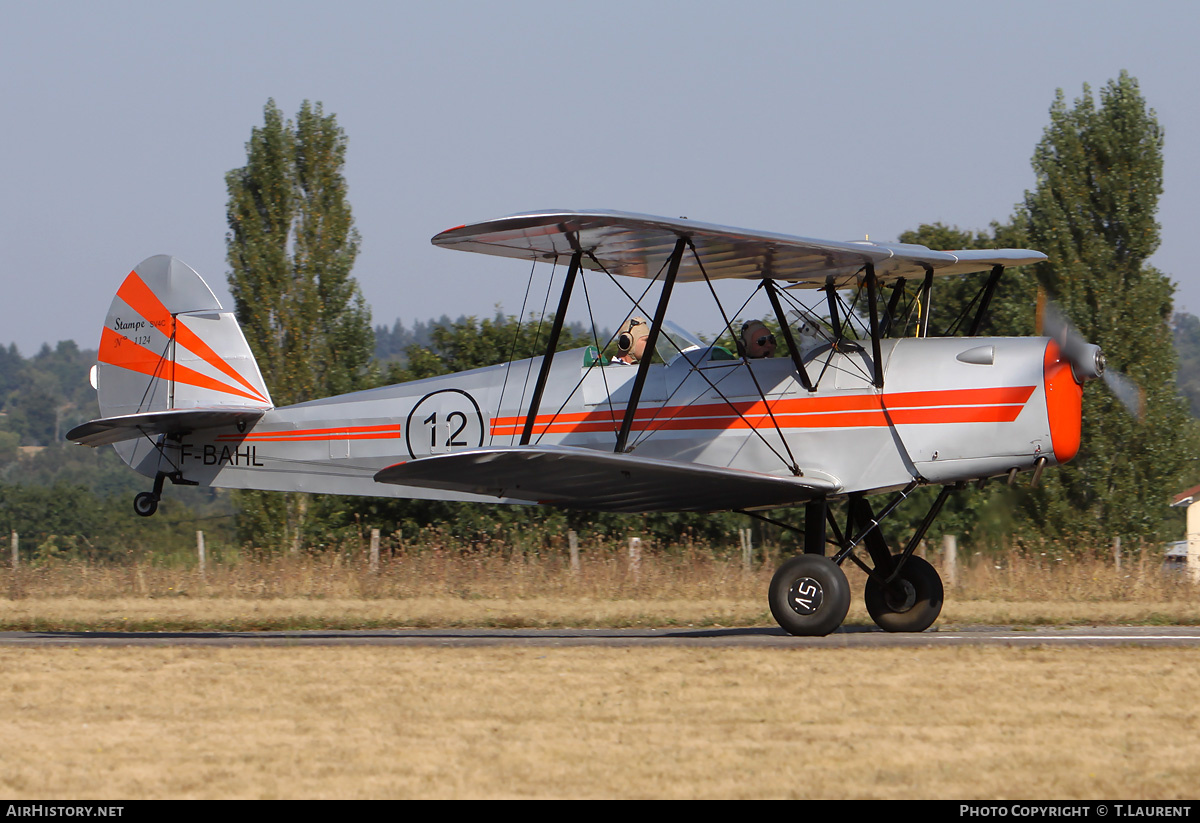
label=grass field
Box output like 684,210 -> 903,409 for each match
1,546 -> 1197,799
3,645 -> 1198,799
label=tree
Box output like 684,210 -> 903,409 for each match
390,311 -> 595,382
1172,312 -> 1200,416
225,100 -> 373,547
226,100 -> 372,404
1019,72 -> 1194,543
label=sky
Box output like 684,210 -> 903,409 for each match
3,1 -> 1198,357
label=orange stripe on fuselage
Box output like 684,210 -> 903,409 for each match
488,386 -> 1034,427
216,424 -> 403,442
197,387 -> 1037,445
489,386 -> 1036,436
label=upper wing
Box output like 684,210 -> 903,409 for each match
374,445 -> 841,513
432,209 -> 1046,289
67,407 -> 268,447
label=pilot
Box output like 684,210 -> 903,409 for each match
741,321 -> 777,359
613,316 -> 650,365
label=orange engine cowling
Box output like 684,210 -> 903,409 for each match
1043,339 -> 1083,463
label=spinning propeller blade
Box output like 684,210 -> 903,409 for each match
1102,370 -> 1146,421
1038,293 -> 1144,421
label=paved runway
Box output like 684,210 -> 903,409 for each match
2,626 -> 1199,648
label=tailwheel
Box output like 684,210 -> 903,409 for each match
133,492 -> 159,518
768,554 -> 851,637
864,554 -> 943,632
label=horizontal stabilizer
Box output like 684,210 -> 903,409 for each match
67,407 -> 268,447
374,446 -> 840,513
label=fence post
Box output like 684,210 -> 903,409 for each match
942,534 -> 957,588
1113,535 -> 1122,573
370,528 -> 380,573
628,536 -> 641,581
196,530 -> 206,580
10,531 -> 17,569
568,530 -> 580,573
740,528 -> 752,571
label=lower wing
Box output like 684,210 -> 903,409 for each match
374,445 -> 841,513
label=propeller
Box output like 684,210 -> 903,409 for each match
1037,292 -> 1145,421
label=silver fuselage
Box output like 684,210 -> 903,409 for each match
119,335 -> 1068,505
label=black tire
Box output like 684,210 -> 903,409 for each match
768,554 -> 851,636
864,554 -> 943,632
133,492 -> 159,518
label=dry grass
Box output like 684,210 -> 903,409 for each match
2,645 -> 1197,799
2,544 -> 1197,800
0,544 -> 1195,630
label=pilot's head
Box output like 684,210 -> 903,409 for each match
742,321 -> 776,358
616,316 -> 650,363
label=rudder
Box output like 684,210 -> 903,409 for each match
95,255 -> 273,419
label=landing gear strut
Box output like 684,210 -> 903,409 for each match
749,484 -> 955,636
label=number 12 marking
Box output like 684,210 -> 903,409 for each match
423,411 -> 468,450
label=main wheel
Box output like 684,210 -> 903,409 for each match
864,554 -> 943,632
133,492 -> 159,518
768,554 -> 851,636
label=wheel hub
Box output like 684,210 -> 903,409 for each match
787,577 -> 824,616
883,578 -> 916,612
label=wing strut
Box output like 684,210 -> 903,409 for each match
763,279 -> 815,393
880,277 -> 906,338
966,265 -> 1004,336
824,282 -> 842,344
615,237 -> 687,453
865,263 -> 884,388
918,267 -> 934,337
520,249 -> 582,445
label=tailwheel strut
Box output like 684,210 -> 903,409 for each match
131,433 -> 196,518
133,472 -> 169,518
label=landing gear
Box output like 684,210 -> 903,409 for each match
133,492 -> 159,518
132,471 -> 170,518
750,484 -> 957,636
863,554 -> 943,633
768,554 -> 850,637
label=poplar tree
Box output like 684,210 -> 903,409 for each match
1021,72 -> 1192,543
225,100 -> 373,547
226,99 -> 372,405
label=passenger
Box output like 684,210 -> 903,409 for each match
613,316 -> 650,365
741,320 -> 777,359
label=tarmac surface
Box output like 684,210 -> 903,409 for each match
1,626 -> 1199,648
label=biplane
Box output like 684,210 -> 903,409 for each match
68,209 -> 1109,636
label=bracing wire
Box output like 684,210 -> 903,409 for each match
498,255 -> 545,444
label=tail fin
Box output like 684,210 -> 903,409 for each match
95,255 -> 273,418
